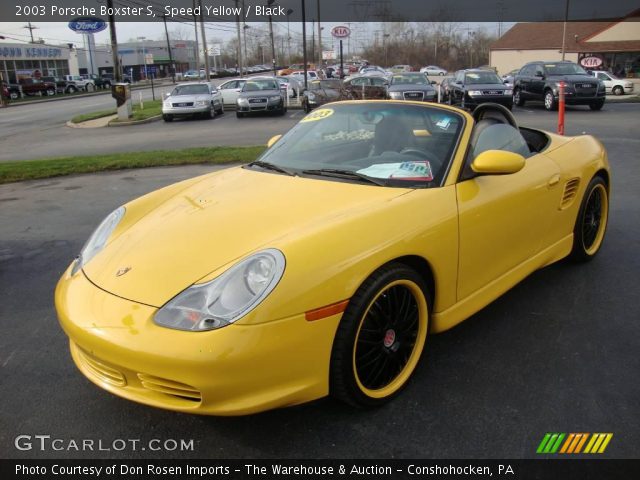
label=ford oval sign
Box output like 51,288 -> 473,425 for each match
69,18 -> 107,34
331,26 -> 351,39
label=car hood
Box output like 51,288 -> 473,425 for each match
239,90 -> 281,98
463,83 -> 507,90
388,85 -> 435,93
83,167 -> 408,307
169,93 -> 211,102
546,74 -> 596,83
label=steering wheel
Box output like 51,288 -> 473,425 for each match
399,147 -> 440,165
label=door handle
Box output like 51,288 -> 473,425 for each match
548,174 -> 561,187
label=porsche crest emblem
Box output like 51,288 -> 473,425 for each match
116,267 -> 132,277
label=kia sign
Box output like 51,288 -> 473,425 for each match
68,18 -> 107,34
580,56 -> 603,68
331,26 -> 351,39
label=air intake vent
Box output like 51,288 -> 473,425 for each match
77,348 -> 126,387
560,178 -> 580,209
137,374 -> 202,402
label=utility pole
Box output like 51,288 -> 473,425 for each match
301,0 -> 308,89
198,0 -> 210,78
561,0 -> 570,61
235,0 -> 244,76
242,1 -> 248,69
163,15 -> 175,82
311,20 -> 315,65
24,22 -> 37,43
286,9 -> 293,65
106,0 -> 120,82
192,0 -> 200,70
268,0 -> 277,75
317,0 -> 322,67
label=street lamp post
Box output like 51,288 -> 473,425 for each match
286,9 -> 293,65
137,36 -> 147,80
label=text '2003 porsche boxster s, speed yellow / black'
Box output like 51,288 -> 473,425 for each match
55,101 -> 610,415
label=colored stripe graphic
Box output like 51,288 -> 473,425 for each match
539,433 -> 613,454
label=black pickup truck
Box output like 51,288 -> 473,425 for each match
41,76 -> 79,94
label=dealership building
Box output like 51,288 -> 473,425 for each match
0,42 -> 79,83
490,15 -> 640,76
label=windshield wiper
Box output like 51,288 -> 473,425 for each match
301,168 -> 388,186
246,160 -> 297,176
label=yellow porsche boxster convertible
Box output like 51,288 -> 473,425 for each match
55,101 -> 610,415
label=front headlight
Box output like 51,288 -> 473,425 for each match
504,89 -> 513,95
195,100 -> 207,106
389,91 -> 403,99
71,206 -> 125,275
153,249 -> 286,331
237,98 -> 249,106
467,90 -> 483,96
269,95 -> 282,103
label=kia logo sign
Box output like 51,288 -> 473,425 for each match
69,18 -> 107,34
580,56 -> 603,68
331,26 -> 351,38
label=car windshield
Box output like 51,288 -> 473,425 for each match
253,103 -> 464,188
391,74 -> 428,85
172,84 -> 209,95
465,72 -> 502,84
544,63 -> 588,75
243,79 -> 279,91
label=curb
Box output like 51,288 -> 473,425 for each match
108,115 -> 163,127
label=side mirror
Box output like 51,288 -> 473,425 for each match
163,92 -> 171,99
267,134 -> 282,148
430,80 -> 437,85
535,73 -> 545,79
503,79 -> 509,84
471,150 -> 525,175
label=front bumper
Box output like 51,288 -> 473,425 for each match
55,266 -> 341,415
163,104 -> 210,116
237,100 -> 283,113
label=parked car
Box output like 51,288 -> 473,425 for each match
63,75 -> 95,91
85,74 -> 113,89
236,77 -> 286,117
218,78 -> 247,106
101,73 -> 132,84
277,63 -> 316,76
389,65 -> 412,73
41,76 -> 78,94
290,70 -> 319,82
343,75 -> 388,100
276,76 -> 303,98
55,102 -> 611,415
359,65 -> 391,77
387,73 -> 437,102
513,61 -> 606,111
17,78 -> 57,96
438,77 -> 455,102
183,70 -> 202,81
2,81 -> 19,100
589,70 -> 634,96
420,65 -> 447,76
501,69 -> 520,88
302,79 -> 346,113
162,82 -> 223,122
448,69 -> 513,110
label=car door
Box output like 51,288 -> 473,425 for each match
219,80 -> 243,105
516,65 -> 533,98
455,123 -> 563,300
530,65 -> 546,97
595,72 -> 612,92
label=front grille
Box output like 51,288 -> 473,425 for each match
76,348 -> 126,387
403,91 -> 424,101
484,90 -> 503,95
577,83 -> 595,89
137,373 -> 202,402
248,97 -> 267,103
172,102 -> 194,107
560,178 -> 580,209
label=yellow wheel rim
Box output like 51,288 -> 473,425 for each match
352,279 -> 428,399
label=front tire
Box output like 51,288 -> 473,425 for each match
569,176 -> 609,262
46,88 -> 56,96
162,114 -> 173,122
236,111 -> 245,118
330,263 -> 429,408
544,89 -> 557,111
513,88 -> 525,106
589,100 -> 605,111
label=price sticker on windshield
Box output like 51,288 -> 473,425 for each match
301,108 -> 334,123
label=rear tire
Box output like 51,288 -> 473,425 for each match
46,88 -> 56,96
10,92 -> 19,100
330,263 -> 429,408
569,176 -> 608,262
67,86 -> 77,94
612,85 -> 623,96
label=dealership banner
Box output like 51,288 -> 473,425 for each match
2,0 -> 635,22
1,459 -> 639,479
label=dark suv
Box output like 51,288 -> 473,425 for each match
513,61 -> 605,111
448,69 -> 513,110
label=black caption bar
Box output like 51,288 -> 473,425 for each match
2,459 -> 639,480
1,0 -> 635,22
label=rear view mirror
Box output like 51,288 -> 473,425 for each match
267,134 -> 282,148
471,150 -> 525,175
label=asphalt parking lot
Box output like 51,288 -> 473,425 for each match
0,104 -> 639,460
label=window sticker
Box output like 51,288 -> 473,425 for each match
357,161 -> 433,181
435,117 -> 452,129
300,108 -> 334,123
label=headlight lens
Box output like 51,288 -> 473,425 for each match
237,98 -> 248,105
504,89 -> 513,95
71,207 -> 125,275
269,95 -> 281,103
195,100 -> 207,106
153,249 -> 286,331
468,90 -> 483,96
389,91 -> 403,99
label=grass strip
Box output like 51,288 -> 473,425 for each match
0,146 -> 265,184
71,99 -> 164,124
